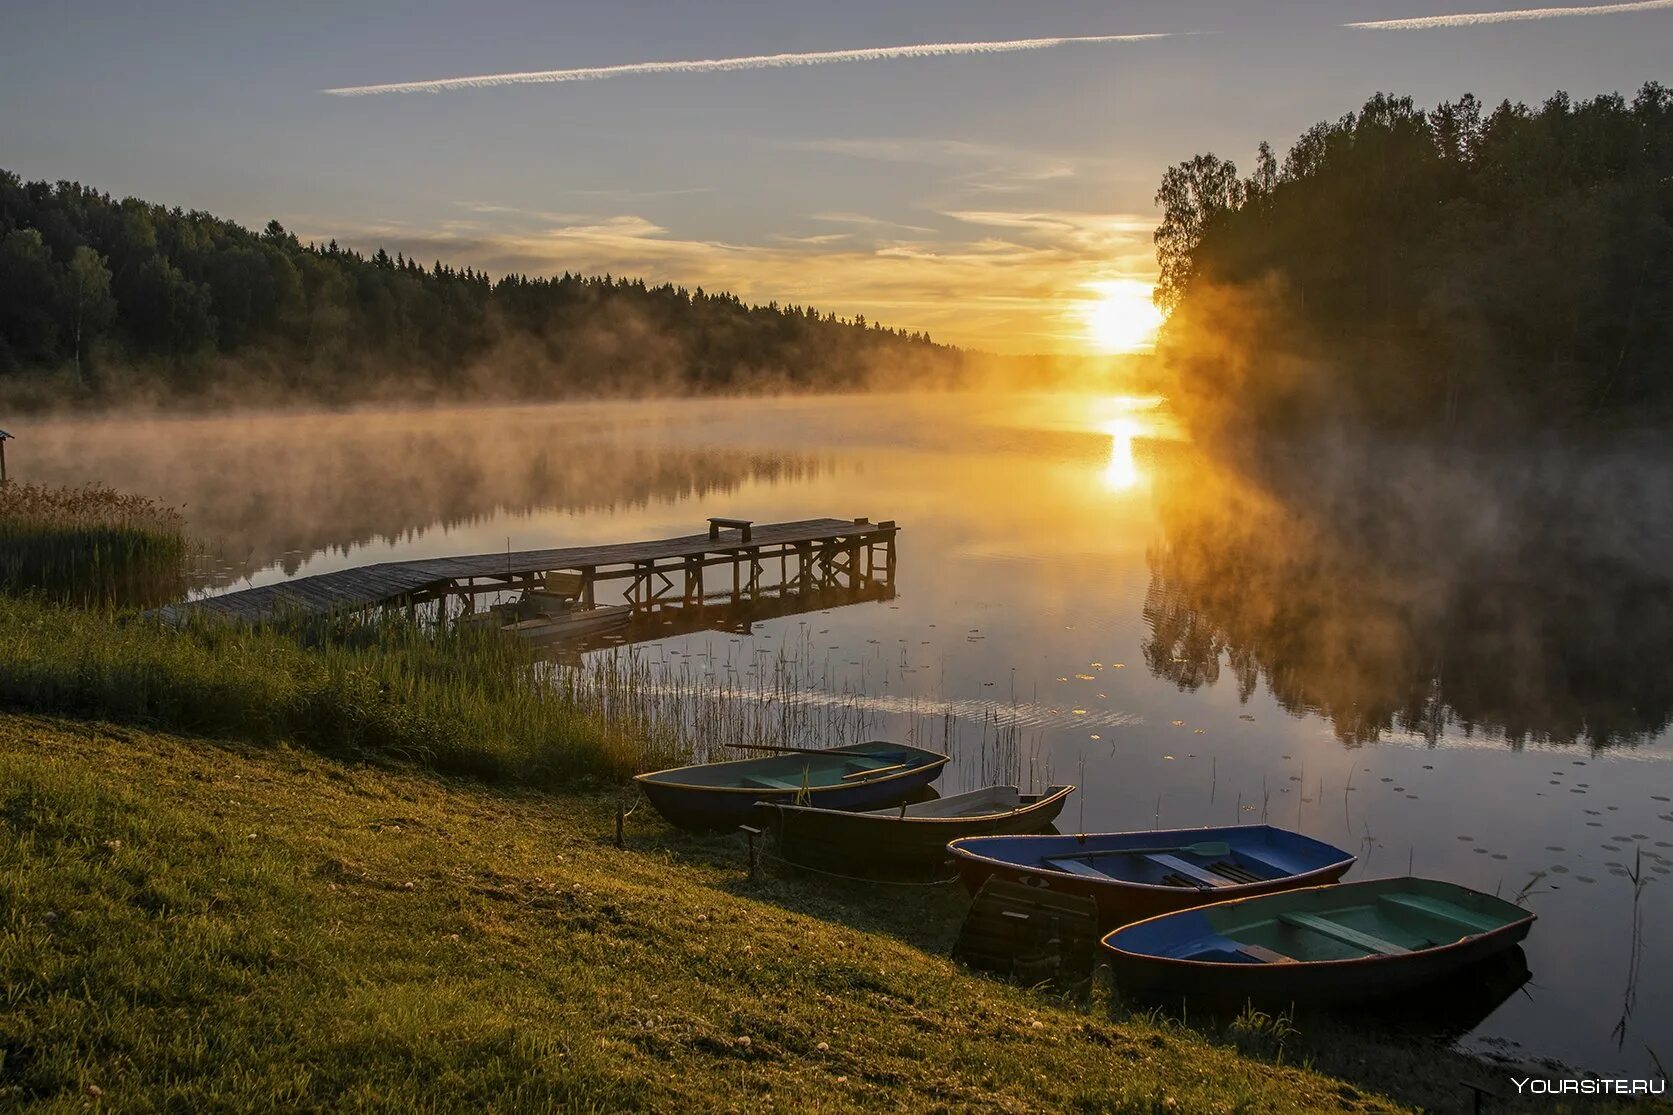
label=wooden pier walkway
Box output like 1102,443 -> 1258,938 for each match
158,517 -> 898,625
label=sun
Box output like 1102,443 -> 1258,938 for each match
1082,279 -> 1164,354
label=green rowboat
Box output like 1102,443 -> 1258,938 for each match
1101,877 -> 1535,1005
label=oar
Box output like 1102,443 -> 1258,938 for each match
725,742 -> 896,760
1061,840 -> 1232,862
841,762 -> 906,780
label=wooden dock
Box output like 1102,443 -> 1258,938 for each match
158,517 -> 898,625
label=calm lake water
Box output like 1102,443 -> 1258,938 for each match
22,392 -> 1673,1076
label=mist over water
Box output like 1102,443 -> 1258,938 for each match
17,391 -> 1671,1075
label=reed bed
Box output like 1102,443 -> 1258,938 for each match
554,636 -> 1048,789
0,482 -> 190,607
0,598 -> 641,786
1,578 -> 1045,792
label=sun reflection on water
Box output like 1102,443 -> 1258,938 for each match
1101,418 -> 1144,491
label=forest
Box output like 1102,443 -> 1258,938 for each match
0,170 -> 961,407
1153,82 -> 1673,440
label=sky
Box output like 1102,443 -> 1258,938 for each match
3,1 -> 1669,353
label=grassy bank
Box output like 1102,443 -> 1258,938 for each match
0,608 -> 1656,1110
0,598 -> 658,787
0,484 -> 188,608
0,713 -> 1428,1113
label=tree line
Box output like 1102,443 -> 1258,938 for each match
1152,83 -> 1673,439
0,170 -> 960,405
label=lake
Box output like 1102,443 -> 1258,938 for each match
21,392 -> 1672,1077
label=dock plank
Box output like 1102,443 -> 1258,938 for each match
156,518 -> 895,625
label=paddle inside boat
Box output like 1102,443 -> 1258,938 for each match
946,825 -> 1356,927
756,784 -> 1075,871
634,741 -> 948,830
1101,877 -> 1535,1005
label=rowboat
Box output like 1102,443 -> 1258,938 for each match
634,741 -> 948,831
1100,877 -> 1535,1005
756,784 -> 1076,870
946,825 -> 1355,928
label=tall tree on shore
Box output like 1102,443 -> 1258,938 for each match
64,245 -> 114,383
1152,154 -> 1243,313
1153,82 -> 1673,436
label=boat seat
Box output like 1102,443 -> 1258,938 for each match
843,757 -> 895,772
1226,849 -> 1286,876
1378,893 -> 1502,934
1043,856 -> 1111,880
742,775 -> 803,790
1146,853 -> 1234,888
1279,912 -> 1410,955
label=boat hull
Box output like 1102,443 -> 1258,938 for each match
1101,878 -> 1535,1006
635,742 -> 949,831
758,785 -> 1074,870
947,825 -> 1355,929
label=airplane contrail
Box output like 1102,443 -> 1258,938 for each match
1347,0 -> 1673,30
323,33 -> 1173,96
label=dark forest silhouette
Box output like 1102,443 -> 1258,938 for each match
0,170 -> 961,407
1153,83 -> 1673,440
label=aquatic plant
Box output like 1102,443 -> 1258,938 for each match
0,598 -> 643,785
551,634 -> 1046,788
0,584 -> 1046,792
0,482 -> 189,607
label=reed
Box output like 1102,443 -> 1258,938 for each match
0,482 -> 189,607
0,598 -> 643,786
551,634 -> 1047,788
1,582 -> 1044,794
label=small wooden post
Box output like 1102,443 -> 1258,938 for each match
0,429 -> 11,485
739,824 -> 762,880
615,802 -> 625,849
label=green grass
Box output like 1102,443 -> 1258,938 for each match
0,484 -> 189,608
0,598 -> 661,787
0,610 -> 1657,1111
0,713 -> 1420,1113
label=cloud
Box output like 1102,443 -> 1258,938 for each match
322,32 -> 1172,96
296,202 -> 1159,353
790,138 -> 1022,164
1346,0 -> 1673,30
943,210 -> 1157,253
808,212 -> 940,235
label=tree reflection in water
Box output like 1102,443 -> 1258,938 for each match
1141,438 -> 1673,749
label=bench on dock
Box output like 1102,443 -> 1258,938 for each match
708,517 -> 753,543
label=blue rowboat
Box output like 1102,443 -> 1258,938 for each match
946,825 -> 1355,928
634,741 -> 948,831
1101,877 -> 1535,1006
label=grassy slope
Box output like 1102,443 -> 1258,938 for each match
0,714 -> 1409,1114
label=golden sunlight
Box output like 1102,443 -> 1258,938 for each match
1082,279 -> 1164,354
1101,418 -> 1143,491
